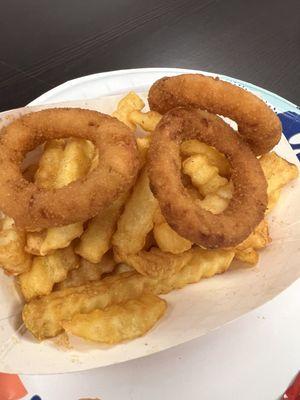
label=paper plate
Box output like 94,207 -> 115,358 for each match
0,68 -> 299,374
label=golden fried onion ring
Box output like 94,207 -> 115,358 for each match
148,74 -> 281,155
0,108 -> 139,230
148,108 -> 268,248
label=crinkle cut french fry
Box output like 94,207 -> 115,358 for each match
116,247 -> 194,279
129,110 -> 162,132
23,272 -> 146,339
63,294 -> 166,344
26,139 -> 95,255
18,246 -> 79,301
75,193 -> 128,263
234,248 -> 259,266
259,152 -> 299,212
112,92 -> 145,130
34,140 -> 65,189
0,216 -> 32,275
23,248 -> 234,340
182,154 -> 228,197
153,209 -> 192,255
54,139 -> 94,188
112,168 -> 158,255
181,140 -> 230,177
182,153 -> 233,215
233,219 -> 271,266
136,136 -> 151,167
56,251 -> 116,290
144,248 -> 235,295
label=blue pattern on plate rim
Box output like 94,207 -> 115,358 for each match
277,111 -> 300,160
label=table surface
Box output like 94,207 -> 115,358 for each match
0,0 -> 299,112
1,1 -> 299,399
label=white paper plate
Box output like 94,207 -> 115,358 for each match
0,68 -> 299,374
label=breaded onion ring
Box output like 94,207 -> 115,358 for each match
0,108 -> 139,230
148,74 -> 281,155
148,108 -> 267,248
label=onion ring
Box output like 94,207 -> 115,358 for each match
148,74 -> 281,155
0,108 -> 139,230
148,108 -> 268,248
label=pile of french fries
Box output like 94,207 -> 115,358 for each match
0,92 -> 298,345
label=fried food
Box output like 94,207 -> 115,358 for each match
33,140 -> 65,189
0,216 -> 32,274
56,251 -> 116,290
148,74 -> 282,155
129,110 -> 162,132
198,182 -> 233,214
63,294 -> 166,344
76,193 -> 128,263
1,87 -> 298,348
112,168 -> 158,255
136,136 -> 151,166
183,154 -> 228,196
233,219 -> 271,265
181,152 -> 233,215
148,108 -> 268,248
26,138 -> 95,256
259,152 -> 299,212
181,139 -> 230,177
18,245 -> 79,301
144,248 -> 235,295
0,108 -> 139,230
153,209 -> 192,254
23,247 -> 234,339
23,272 -> 145,339
112,92 -> 145,130
116,247 -> 194,279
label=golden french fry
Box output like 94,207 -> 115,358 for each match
112,168 -> 158,255
235,219 -> 270,251
129,110 -> 162,132
234,248 -> 259,266
260,152 -> 299,212
197,181 -> 233,214
153,209 -> 192,254
23,248 -> 234,340
266,190 -> 281,212
34,140 -> 65,189
63,294 -> 166,344
56,251 -> 116,290
113,263 -> 134,274
112,92 -> 145,130
23,272 -> 145,339
232,219 -> 271,266
18,246 -> 79,301
136,136 -> 151,166
181,140 -> 230,177
182,154 -> 232,214
26,138 -> 95,255
54,139 -> 94,188
144,247 -> 235,295
0,216 -> 32,275
25,230 -> 47,255
117,247 -> 194,279
153,222 -> 192,254
183,154 -> 228,196
39,223 -> 84,256
75,194 -> 127,263
198,194 -> 229,214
